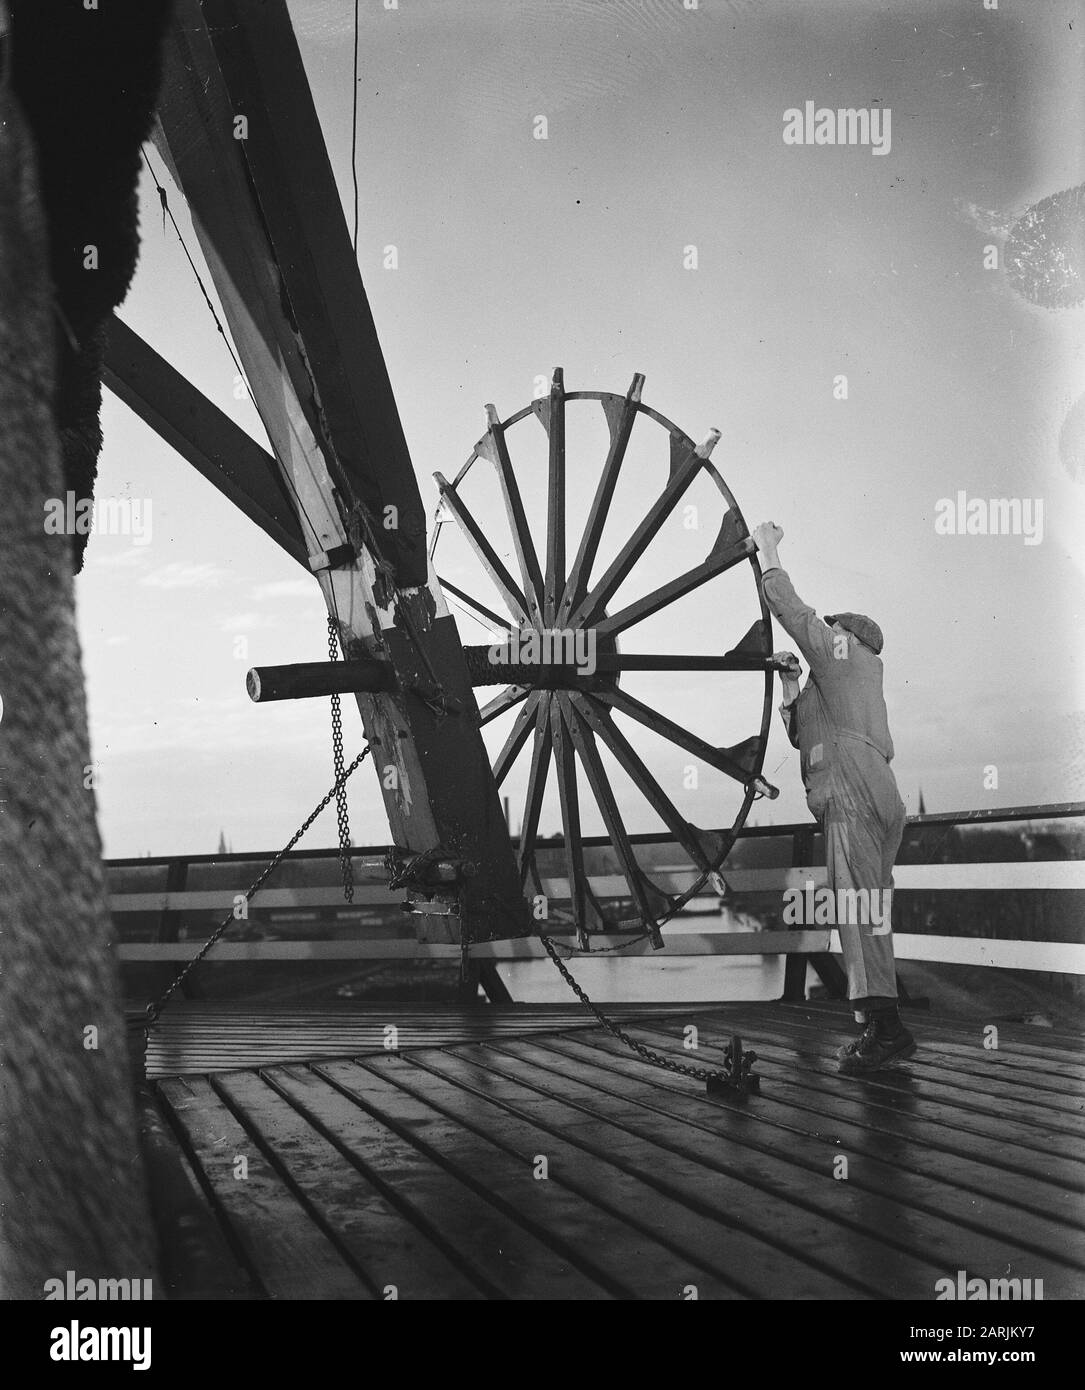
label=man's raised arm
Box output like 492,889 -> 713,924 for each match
751,521 -> 836,671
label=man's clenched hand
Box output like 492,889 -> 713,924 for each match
752,521 -> 784,552
773,650 -> 801,679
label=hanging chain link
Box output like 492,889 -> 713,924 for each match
144,745 -> 371,1027
539,933 -> 744,1086
328,615 -> 355,902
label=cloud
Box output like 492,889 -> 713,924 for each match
84,546 -> 151,571
215,612 -> 276,633
250,579 -> 318,601
140,562 -> 231,590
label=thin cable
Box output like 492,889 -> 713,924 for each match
139,149 -> 433,711
444,591 -> 503,640
139,143 -> 328,549
144,744 -> 371,1025
140,146 -> 248,392
351,0 -> 360,254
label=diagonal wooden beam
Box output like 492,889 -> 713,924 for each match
152,0 -> 530,943
102,314 -> 308,568
173,0 -> 427,583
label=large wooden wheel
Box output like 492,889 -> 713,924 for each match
431,369 -> 779,948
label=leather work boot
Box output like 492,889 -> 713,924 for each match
835,1011 -> 873,1060
838,1012 -> 916,1075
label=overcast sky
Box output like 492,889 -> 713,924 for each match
77,0 -> 1085,857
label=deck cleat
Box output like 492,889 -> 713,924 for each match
705,1033 -> 761,1101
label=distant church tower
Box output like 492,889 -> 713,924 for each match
217,829 -> 229,855
917,788 -> 927,816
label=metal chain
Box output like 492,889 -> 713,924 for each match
539,933 -> 737,1085
328,615 -> 355,902
144,745 -> 371,1027
546,929 -> 652,955
387,845 -> 444,892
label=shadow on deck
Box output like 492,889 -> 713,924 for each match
136,1001 -> 1085,1300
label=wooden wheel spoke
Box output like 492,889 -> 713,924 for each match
537,369 -> 566,623
582,874 -> 612,925
570,428 -> 721,628
562,694 -> 663,946
594,686 -> 761,788
558,374 -> 643,623
434,473 -> 531,626
518,698 -> 553,889
568,692 -> 717,873
594,651 -> 776,673
433,376 -> 774,937
478,405 -> 545,626
478,684 -> 529,728
462,647 -> 780,676
548,693 -> 590,942
493,691 -> 542,785
597,529 -> 756,637
438,575 -> 514,634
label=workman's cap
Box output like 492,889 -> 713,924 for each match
824,612 -> 884,655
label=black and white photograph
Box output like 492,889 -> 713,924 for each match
1,0 -> 1083,1350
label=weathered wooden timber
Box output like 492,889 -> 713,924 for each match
139,1002 -> 1085,1300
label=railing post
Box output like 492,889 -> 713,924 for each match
157,857 -> 191,1000
781,826 -> 816,1002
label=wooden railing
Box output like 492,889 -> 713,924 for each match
108,802 -> 1085,981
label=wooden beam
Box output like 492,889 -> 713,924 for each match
165,0 -> 425,583
246,659 -> 396,703
114,934 -> 1085,973
106,857 -> 1085,916
102,315 -> 308,567
116,931 -> 836,961
153,0 -> 529,942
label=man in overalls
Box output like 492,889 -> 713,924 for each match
752,521 -> 916,1074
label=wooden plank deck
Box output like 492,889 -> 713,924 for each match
140,1002 -> 707,1078
139,1002 -> 1085,1300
